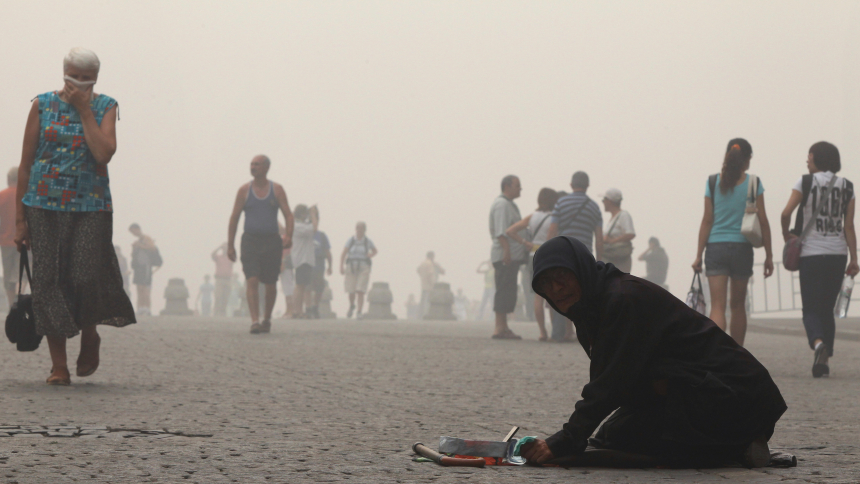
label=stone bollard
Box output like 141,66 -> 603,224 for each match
424,282 -> 456,320
365,282 -> 397,320
318,282 -> 337,319
161,278 -> 194,316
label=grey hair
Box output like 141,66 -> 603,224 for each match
501,174 -> 518,192
356,221 -> 367,230
64,47 -> 100,73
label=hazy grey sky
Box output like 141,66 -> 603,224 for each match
1,1 -> 858,316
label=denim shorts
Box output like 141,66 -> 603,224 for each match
705,242 -> 754,278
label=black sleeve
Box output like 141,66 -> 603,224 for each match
546,286 -> 668,457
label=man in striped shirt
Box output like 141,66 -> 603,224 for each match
547,171 -> 604,260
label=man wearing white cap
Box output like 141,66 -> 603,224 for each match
601,187 -> 636,272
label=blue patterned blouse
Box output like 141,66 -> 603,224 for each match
22,91 -> 118,212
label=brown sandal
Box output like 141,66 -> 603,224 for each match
76,333 -> 101,377
47,367 -> 71,386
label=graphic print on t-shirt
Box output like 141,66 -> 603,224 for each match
809,179 -> 854,236
795,172 -> 855,257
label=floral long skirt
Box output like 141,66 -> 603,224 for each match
25,206 -> 136,338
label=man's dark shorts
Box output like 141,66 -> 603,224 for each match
295,263 -> 313,286
241,233 -> 282,284
493,260 -> 523,314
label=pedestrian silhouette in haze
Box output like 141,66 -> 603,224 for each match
227,155 -> 294,334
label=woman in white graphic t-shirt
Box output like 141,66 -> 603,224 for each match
780,141 -> 859,379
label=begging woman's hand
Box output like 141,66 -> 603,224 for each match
520,439 -> 555,465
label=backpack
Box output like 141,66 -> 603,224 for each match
347,237 -> 372,266
790,174 -> 814,236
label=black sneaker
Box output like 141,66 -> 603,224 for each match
812,343 -> 829,378
347,304 -> 355,319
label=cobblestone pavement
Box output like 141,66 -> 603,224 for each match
1,316 -> 858,483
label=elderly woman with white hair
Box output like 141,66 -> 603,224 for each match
14,48 -> 135,385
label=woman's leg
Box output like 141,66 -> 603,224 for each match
46,335 -> 70,384
77,325 -> 101,377
799,257 -> 826,350
617,255 -> 633,273
142,284 -> 151,311
293,284 -> 306,316
819,255 -> 847,357
728,277 -> 750,346
565,319 -> 575,340
534,294 -> 547,340
708,275 -> 729,331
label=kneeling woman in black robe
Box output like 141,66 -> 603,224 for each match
521,237 -> 786,468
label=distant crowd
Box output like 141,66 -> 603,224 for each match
484,171 -> 669,341
481,138 -> 857,380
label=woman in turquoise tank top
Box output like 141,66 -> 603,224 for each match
14,48 -> 135,386
692,138 -> 774,347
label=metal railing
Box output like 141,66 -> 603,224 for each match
747,262 -> 858,315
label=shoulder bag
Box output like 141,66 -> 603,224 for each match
740,174 -> 764,247
557,197 -> 592,236
526,212 -> 551,243
149,247 -> 163,267
685,271 -> 707,316
783,174 -> 838,271
4,250 -> 42,352
602,213 -> 634,260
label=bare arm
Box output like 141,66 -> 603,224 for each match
547,222 -> 559,240
368,245 -> 378,259
227,184 -> 248,262
505,215 -> 533,249
608,233 -> 635,244
756,194 -> 774,277
780,190 -> 803,242
14,100 -> 40,251
340,246 -> 349,275
844,199 -> 859,276
594,226 -> 604,261
310,206 -> 319,232
83,105 -> 117,164
274,184 -> 294,247
498,236 -> 511,265
326,249 -> 333,275
692,197 -> 714,272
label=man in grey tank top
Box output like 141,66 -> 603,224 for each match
228,155 -> 294,334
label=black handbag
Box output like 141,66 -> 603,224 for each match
4,250 -> 41,352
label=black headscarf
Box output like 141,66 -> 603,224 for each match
531,237 -> 622,352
